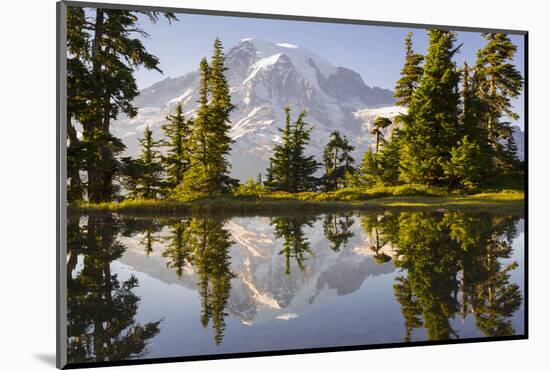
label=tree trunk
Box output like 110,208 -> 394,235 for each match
87,9 -> 105,203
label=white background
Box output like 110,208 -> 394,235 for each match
0,0 -> 546,368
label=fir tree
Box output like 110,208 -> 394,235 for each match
474,33 -> 523,173
177,39 -> 237,199
177,58 -> 212,198
207,37 -> 237,190
265,108 -> 294,191
162,103 -> 191,189
66,9 -> 176,202
125,126 -> 164,199
266,107 -> 319,192
322,131 -> 355,191
394,32 -> 424,107
377,130 -> 403,185
66,7 -> 90,202
399,30 -> 461,185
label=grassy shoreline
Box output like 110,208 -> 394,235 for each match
71,188 -> 525,216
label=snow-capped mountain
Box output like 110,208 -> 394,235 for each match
112,38 -> 402,180
112,38 -> 525,179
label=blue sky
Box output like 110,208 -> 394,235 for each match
132,12 -> 525,128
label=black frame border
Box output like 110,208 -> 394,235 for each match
56,1 -> 529,369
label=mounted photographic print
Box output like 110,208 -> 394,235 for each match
56,1 -> 527,368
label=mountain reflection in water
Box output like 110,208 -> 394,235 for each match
66,210 -> 524,364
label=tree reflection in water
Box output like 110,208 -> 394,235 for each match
323,213 -> 355,252
161,217 -> 234,346
67,212 -> 161,364
271,216 -> 316,274
67,210 -> 523,355
359,211 -> 522,341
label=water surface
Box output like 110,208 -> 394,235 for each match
66,210 -> 525,364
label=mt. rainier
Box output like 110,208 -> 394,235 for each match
112,38 -> 406,180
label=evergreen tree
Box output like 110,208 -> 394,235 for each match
162,103 -> 191,189
207,38 -> 237,190
265,108 -> 293,191
322,131 -> 355,191
394,32 -> 424,107
358,150 -> 381,187
125,126 -> 164,199
399,30 -> 461,185
442,136 -> 484,190
474,33 -> 523,173
66,9 -> 176,202
266,107 -> 319,192
178,57 -> 211,198
377,130 -> 403,185
66,7 -> 90,202
370,116 -> 393,154
177,39 -> 237,199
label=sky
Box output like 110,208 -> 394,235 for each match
130,11 -> 525,129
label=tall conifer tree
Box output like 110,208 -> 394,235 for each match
66,9 -> 176,202
179,58 -> 211,197
266,107 -> 319,192
399,30 -> 461,185
126,126 -> 164,199
322,131 -> 355,190
474,33 -> 523,172
207,38 -> 237,191
178,39 -> 237,199
162,103 -> 191,189
394,32 -> 424,107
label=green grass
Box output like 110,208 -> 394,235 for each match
72,185 -> 524,216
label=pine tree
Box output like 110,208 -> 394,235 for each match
394,32 -> 424,107
208,37 -> 237,190
126,126 -> 164,199
66,7 -> 90,202
162,103 -> 191,189
399,30 -> 461,185
177,39 -> 237,199
322,131 -> 355,191
177,58 -> 212,198
266,107 -> 319,192
265,108 -> 294,191
66,9 -> 176,202
474,33 -> 523,173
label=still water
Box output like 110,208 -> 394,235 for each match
66,210 -> 525,364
